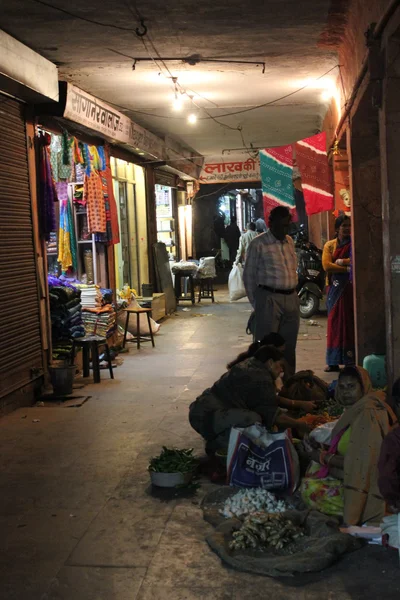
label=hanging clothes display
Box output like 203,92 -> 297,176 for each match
104,146 -> 120,245
57,181 -> 77,273
84,171 -> 107,234
295,132 -> 334,216
259,145 -> 297,222
38,132 -> 57,240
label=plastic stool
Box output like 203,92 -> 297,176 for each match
174,270 -> 195,304
198,278 -> 215,303
73,335 -> 114,384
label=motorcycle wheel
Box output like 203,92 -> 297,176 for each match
299,292 -> 320,319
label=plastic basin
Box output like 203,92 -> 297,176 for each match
150,471 -> 193,488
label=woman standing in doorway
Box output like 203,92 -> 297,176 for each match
322,216 -> 355,372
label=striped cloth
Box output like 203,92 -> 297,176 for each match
295,132 -> 334,216
259,145 -> 296,222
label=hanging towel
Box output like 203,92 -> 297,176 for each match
259,145 -> 297,222
295,132 -> 334,215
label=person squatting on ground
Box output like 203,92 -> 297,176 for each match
189,345 -> 311,455
226,333 -> 316,414
243,206 -> 299,378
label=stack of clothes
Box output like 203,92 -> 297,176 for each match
82,305 -> 117,338
76,284 -> 102,309
48,276 -> 85,360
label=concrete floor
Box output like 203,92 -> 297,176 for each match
0,290 -> 399,600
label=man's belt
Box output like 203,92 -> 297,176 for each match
258,284 -> 295,295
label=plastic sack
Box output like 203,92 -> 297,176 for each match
197,256 -> 216,279
117,296 -> 160,336
227,424 -> 299,493
381,514 -> 400,550
228,264 -> 246,301
310,420 -> 338,445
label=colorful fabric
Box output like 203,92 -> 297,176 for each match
243,229 -> 298,306
295,132 -> 334,216
104,146 -> 120,245
259,145 -> 296,222
84,172 -> 106,233
302,368 -> 396,525
38,132 -> 57,241
301,461 -> 344,517
326,241 -> 355,366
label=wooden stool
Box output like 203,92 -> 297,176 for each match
174,270 -> 195,304
123,307 -> 156,349
73,335 -> 114,384
198,278 -> 215,303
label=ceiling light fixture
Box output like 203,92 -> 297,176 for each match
187,113 -> 197,125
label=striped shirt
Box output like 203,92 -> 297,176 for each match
243,229 -> 298,306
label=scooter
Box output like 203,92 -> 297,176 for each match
291,226 -> 325,319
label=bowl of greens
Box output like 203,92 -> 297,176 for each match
149,447 -> 196,487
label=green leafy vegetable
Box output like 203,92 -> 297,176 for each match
148,447 -> 196,474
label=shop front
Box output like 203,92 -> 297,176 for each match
0,31 -> 58,413
110,155 -> 149,295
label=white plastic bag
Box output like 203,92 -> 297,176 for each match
228,263 -> 246,301
309,420 -> 338,445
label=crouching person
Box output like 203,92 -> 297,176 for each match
189,346 -> 310,455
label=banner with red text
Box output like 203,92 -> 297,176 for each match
199,154 -> 260,184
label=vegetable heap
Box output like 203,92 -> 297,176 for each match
297,411 -> 337,430
317,397 -> 344,417
220,488 -> 287,518
148,447 -> 196,473
230,512 -> 304,552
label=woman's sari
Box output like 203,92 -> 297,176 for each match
326,240 -> 355,366
301,368 -> 397,525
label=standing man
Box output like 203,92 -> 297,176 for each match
243,206 -> 299,377
224,216 -> 241,264
235,222 -> 257,264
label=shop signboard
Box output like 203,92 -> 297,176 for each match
199,153 -> 260,184
63,84 -> 164,159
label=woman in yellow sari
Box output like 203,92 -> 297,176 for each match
301,366 -> 397,525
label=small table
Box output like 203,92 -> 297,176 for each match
73,335 -> 114,384
123,307 -> 156,350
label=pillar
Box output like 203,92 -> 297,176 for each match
349,84 -> 386,364
379,26 -> 400,387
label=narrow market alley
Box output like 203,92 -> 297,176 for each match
0,293 -> 398,600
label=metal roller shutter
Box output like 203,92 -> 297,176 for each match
0,95 -> 43,398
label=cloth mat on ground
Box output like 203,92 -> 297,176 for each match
201,487 -> 363,578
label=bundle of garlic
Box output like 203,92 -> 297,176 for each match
220,488 -> 287,518
229,512 -> 304,552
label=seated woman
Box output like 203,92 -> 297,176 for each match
301,366 -> 396,525
227,333 -> 317,414
189,345 -> 310,455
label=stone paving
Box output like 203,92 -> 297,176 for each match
0,290 -> 398,599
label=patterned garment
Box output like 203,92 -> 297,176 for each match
300,462 -> 344,516
259,146 -> 297,222
84,172 -> 106,233
295,132 -> 334,216
243,229 -> 298,306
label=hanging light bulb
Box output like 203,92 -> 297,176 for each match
188,113 -> 197,125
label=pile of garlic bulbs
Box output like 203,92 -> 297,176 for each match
220,488 -> 287,519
